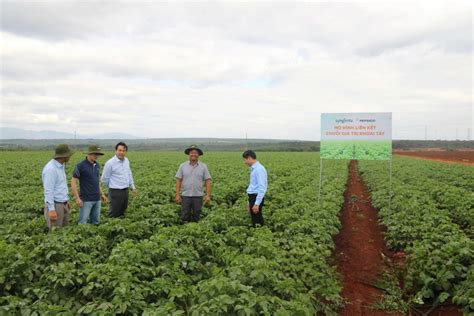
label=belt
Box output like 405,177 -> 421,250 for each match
54,201 -> 68,205
110,188 -> 128,191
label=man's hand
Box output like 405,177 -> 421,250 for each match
175,195 -> 182,204
131,189 -> 137,199
252,204 -> 260,214
204,195 -> 211,204
66,201 -> 72,210
48,210 -> 58,221
75,197 -> 83,208
101,193 -> 108,204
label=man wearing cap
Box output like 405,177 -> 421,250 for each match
175,145 -> 212,223
42,144 -> 74,230
101,142 -> 137,218
71,145 -> 108,225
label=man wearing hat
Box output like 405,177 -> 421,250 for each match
71,145 -> 108,225
175,145 -> 212,223
42,144 -> 74,230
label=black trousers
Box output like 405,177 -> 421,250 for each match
181,196 -> 203,223
248,194 -> 264,226
108,188 -> 129,218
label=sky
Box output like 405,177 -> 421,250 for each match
1,1 -> 472,140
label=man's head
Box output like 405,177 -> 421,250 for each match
54,144 -> 74,163
86,144 -> 104,163
115,142 -> 128,160
185,145 -> 203,163
242,150 -> 257,166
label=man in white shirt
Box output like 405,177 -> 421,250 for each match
101,142 -> 137,217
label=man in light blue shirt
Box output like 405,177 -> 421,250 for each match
42,144 -> 74,230
101,142 -> 137,217
243,150 -> 267,226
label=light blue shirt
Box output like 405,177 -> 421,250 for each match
42,159 -> 69,211
246,161 -> 267,205
101,155 -> 135,190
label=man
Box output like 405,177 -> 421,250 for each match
101,142 -> 137,218
243,150 -> 267,226
71,145 -> 107,225
42,144 -> 74,230
175,145 -> 211,223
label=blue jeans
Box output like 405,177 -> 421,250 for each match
78,201 -> 101,224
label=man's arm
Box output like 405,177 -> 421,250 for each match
128,160 -> 136,191
71,177 -> 83,207
43,171 -> 56,211
204,179 -> 211,204
100,185 -> 107,203
175,178 -> 182,204
71,165 -> 83,207
43,170 -> 58,221
203,166 -> 211,204
127,160 -> 137,198
101,161 -> 111,187
254,169 -> 267,206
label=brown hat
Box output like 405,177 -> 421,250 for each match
184,145 -> 203,156
85,144 -> 104,155
53,144 -> 74,159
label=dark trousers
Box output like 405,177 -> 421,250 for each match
108,188 -> 129,218
248,194 -> 264,226
181,196 -> 203,223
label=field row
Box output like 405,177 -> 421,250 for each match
359,158 -> 473,314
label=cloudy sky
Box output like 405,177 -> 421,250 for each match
1,1 -> 472,140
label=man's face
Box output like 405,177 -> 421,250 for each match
243,157 -> 254,166
189,150 -> 199,162
116,145 -> 126,159
88,154 -> 99,163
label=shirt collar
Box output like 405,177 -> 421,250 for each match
52,159 -> 64,168
188,160 -> 199,166
251,161 -> 260,169
84,157 -> 96,166
114,155 -> 124,162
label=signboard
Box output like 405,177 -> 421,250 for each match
320,112 -> 392,160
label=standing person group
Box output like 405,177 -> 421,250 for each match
42,143 -> 268,230
41,142 -> 137,230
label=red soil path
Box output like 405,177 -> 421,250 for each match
394,149 -> 474,165
333,160 -> 463,316
334,160 -> 399,316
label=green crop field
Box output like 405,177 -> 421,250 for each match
321,140 -> 392,160
0,152 -> 472,315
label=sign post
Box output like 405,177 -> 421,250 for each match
318,112 -> 392,210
